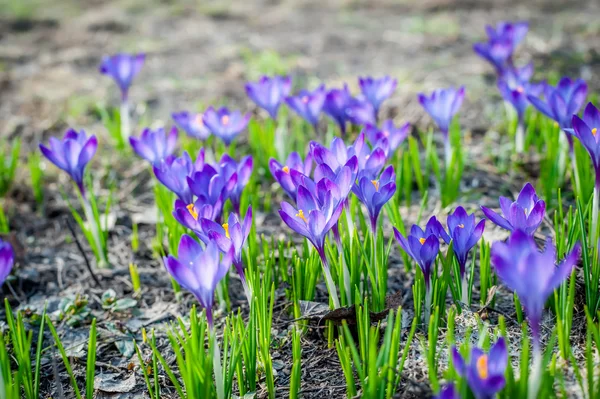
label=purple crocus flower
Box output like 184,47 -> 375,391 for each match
203,107 -> 251,146
491,231 -> 580,345
323,85 -> 352,136
279,181 -> 345,307
418,86 -> 466,136
358,76 -> 397,115
153,150 -> 205,204
364,120 -> 410,156
485,21 -> 529,49
172,111 -> 211,140
447,206 -> 485,279
164,236 -> 233,327
285,85 -> 326,129
200,206 -> 253,302
99,53 -> 145,101
129,126 -> 178,165
312,133 -> 385,178
245,75 -> 292,119
497,73 -> 545,122
313,156 -> 358,200
527,77 -> 588,132
0,239 -> 14,288
394,216 -> 448,288
436,384 -> 459,399
39,129 -> 98,196
481,182 -> 545,236
473,21 -> 528,73
218,154 -> 253,214
187,165 -> 238,222
345,97 -> 376,126
173,200 -> 215,241
451,338 -> 507,399
269,151 -> 313,200
352,165 -> 396,233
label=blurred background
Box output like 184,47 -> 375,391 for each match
0,0 -> 598,143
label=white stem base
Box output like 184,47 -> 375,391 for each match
528,347 -> 542,399
424,285 -> 432,326
444,138 -> 452,170
593,186 -> 599,246
461,275 -> 469,305
570,150 -> 582,199
83,199 -> 108,267
120,101 -> 131,142
323,266 -> 341,309
212,332 -> 224,399
515,123 -> 525,154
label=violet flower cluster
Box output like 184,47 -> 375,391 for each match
0,239 -> 14,289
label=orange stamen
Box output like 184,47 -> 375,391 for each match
282,166 -> 290,173
296,209 -> 308,223
222,223 -> 230,239
371,180 -> 380,191
186,203 -> 198,220
458,224 -> 465,228
221,115 -> 230,125
419,237 -> 426,245
476,355 -> 489,379
592,128 -> 598,136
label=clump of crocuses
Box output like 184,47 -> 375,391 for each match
172,111 -> 211,141
129,126 -> 178,165
40,129 -> 108,267
481,182 -> 545,236
491,231 -> 580,399
246,75 -> 292,119
451,338 -> 508,399
99,53 -> 145,141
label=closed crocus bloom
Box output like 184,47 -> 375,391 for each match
436,383 -> 460,399
153,150 -> 205,204
39,129 -> 98,196
352,165 -> 396,233
187,165 -> 238,222
323,85 -> 352,136
203,107 -> 251,146
129,126 -> 178,165
345,97 -> 376,126
447,206 -> 485,277
164,236 -> 233,327
172,111 -> 211,140
358,76 -> 397,115
528,77 -> 588,131
418,87 -> 465,136
313,156 -> 358,200
99,53 -> 145,101
285,85 -> 326,129
172,200 -> 215,242
486,21 -> 529,49
497,75 -> 545,122
269,151 -> 313,201
218,154 -> 253,213
481,182 -> 545,236
200,206 -> 253,302
0,239 -> 14,288
246,75 -> 292,119
452,338 -> 508,399
364,120 -> 410,156
473,21 -> 528,73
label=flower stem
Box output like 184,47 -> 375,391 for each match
592,184 -> 599,246
424,281 -> 432,326
120,100 -> 131,143
234,260 -> 252,306
444,135 -> 452,170
515,120 -> 525,154
319,251 -> 341,309
570,149 -> 582,200
528,341 -> 542,399
334,237 -> 352,306
461,274 -> 469,306
211,327 -> 225,399
82,197 -> 108,268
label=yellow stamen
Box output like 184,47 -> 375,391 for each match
186,203 -> 198,220
371,180 -> 380,191
222,223 -> 230,239
296,209 -> 308,223
419,237 -> 426,245
302,96 -> 309,104
282,165 -> 290,173
476,355 -> 489,379
593,128 -> 598,136
221,115 -> 230,125
516,86 -> 524,93
458,224 -> 465,228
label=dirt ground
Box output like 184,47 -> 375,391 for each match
1,0 -> 600,398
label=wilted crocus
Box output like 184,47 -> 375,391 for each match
200,206 -> 253,303
358,76 -> 397,115
473,21 -> 528,73
203,107 -> 251,146
418,87 -> 465,168
99,53 -> 145,101
436,384 -> 459,399
352,165 -> 396,233
129,126 -> 178,165
279,182 -> 344,308
323,85 -> 352,136
570,102 -> 600,241
364,120 -> 410,157
187,165 -> 238,222
154,150 -> 205,204
345,97 -> 376,126
446,206 -> 485,302
172,111 -> 211,140
481,182 -> 545,236
285,85 -> 326,130
40,129 -> 98,196
173,200 -> 215,241
269,151 -> 313,200
451,338 -> 507,399
491,230 -> 579,399
0,239 -> 14,288
218,154 -> 253,214
245,75 -> 292,119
